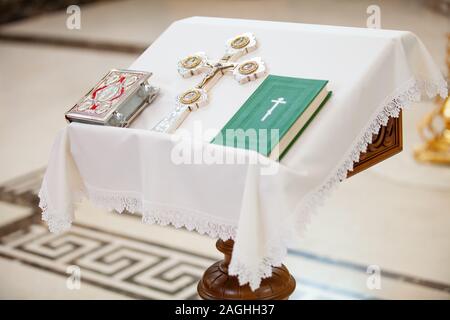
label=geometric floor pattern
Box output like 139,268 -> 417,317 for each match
0,224 -> 213,299
1,169 -> 449,300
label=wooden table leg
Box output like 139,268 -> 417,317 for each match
197,239 -> 296,300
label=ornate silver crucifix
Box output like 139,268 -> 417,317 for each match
152,32 -> 267,133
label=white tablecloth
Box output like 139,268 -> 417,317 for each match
39,17 -> 447,290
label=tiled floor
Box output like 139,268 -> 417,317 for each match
0,0 -> 449,299
1,169 -> 449,299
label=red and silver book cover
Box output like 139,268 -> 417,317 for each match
65,69 -> 158,127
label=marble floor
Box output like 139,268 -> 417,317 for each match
0,0 -> 449,299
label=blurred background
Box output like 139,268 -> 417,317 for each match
0,0 -> 449,299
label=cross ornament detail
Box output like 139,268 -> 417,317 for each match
261,97 -> 287,122
152,32 -> 267,133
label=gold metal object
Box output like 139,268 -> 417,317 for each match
152,32 -> 267,133
238,61 -> 259,75
181,55 -> 202,69
231,35 -> 250,49
414,34 -> 450,165
414,96 -> 450,164
180,89 -> 201,104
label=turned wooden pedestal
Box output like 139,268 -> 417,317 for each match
198,239 -> 296,300
197,114 -> 403,300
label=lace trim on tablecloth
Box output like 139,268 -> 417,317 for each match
293,77 -> 447,231
40,202 -> 73,234
38,76 -> 447,291
39,184 -> 237,240
38,178 -> 81,234
229,76 -> 448,290
88,188 -> 237,240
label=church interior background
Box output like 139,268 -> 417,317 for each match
0,0 -> 449,299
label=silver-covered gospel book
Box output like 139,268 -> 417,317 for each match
65,69 -> 159,127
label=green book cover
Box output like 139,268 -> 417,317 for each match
211,74 -> 331,160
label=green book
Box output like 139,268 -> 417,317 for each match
211,74 -> 331,160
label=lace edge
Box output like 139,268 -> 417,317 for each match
38,185 -> 237,241
229,77 -> 448,291
38,179 -> 83,233
295,77 -> 447,232
90,190 -> 237,241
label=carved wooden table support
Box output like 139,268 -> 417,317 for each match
198,239 -> 296,300
348,112 -> 403,177
198,113 -> 403,300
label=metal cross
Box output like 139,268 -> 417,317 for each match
152,32 -> 267,133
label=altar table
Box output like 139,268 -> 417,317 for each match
38,17 -> 447,299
